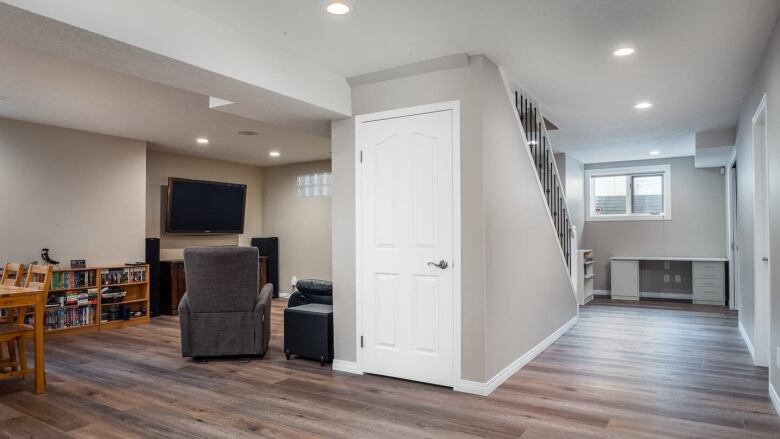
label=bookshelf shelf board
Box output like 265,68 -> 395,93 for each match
49,286 -> 98,293
43,303 -> 97,310
47,323 -> 97,332
100,317 -> 149,329
53,267 -> 97,272
102,298 -> 148,306
100,281 -> 147,288
45,324 -> 99,337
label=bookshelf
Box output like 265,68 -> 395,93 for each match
27,264 -> 150,336
575,250 -> 595,306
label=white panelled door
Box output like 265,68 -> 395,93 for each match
359,109 -> 454,386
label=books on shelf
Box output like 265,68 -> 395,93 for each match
26,305 -> 96,330
52,270 -> 96,290
100,266 -> 146,286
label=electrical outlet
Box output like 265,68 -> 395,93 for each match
664,274 -> 670,282
674,274 -> 682,283
664,261 -> 670,270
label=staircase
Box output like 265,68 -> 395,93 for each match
515,91 -> 575,273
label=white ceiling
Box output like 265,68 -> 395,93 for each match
1,0 -> 778,164
0,39 -> 330,166
168,0 -> 780,163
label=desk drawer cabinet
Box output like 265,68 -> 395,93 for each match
693,262 -> 724,279
692,261 -> 725,305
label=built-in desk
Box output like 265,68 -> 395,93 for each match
610,256 -> 728,305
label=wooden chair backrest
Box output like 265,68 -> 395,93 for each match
1,262 -> 24,286
24,264 -> 52,294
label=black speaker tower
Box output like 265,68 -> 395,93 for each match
145,238 -> 161,317
251,237 -> 279,298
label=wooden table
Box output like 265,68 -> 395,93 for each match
0,285 -> 46,394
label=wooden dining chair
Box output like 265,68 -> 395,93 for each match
0,264 -> 51,380
0,262 -> 24,370
0,263 -> 24,325
1,262 -> 24,287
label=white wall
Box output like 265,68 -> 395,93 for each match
0,117 -> 145,265
555,153 -> 585,247
565,155 -> 585,247
262,160 -> 332,293
733,14 -> 780,391
582,157 -> 727,291
146,149 -> 263,260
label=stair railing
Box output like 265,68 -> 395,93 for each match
515,90 -> 575,273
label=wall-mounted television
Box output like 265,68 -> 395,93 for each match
165,177 -> 246,235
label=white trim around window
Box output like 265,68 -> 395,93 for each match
585,164 -> 672,222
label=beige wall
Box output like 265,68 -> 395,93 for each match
0,117 -> 146,265
556,153 -> 586,247
261,160 -> 332,294
582,157 -> 727,291
146,149 -> 263,260
733,14 -> 780,391
332,55 -> 577,382
480,59 -> 578,379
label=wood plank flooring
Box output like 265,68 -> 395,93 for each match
0,298 -> 777,438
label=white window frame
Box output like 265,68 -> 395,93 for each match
586,164 -> 672,222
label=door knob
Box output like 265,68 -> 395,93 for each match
427,260 -> 448,269
763,257 -> 769,262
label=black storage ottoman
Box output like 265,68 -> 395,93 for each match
283,303 -> 333,366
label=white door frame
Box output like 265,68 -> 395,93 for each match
726,152 -> 739,311
354,100 -> 462,385
752,93 -> 771,367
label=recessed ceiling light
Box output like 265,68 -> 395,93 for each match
269,151 -> 281,157
649,150 -> 661,155
634,102 -> 653,109
613,47 -> 635,57
196,137 -> 209,145
238,130 -> 259,136
325,1 -> 351,15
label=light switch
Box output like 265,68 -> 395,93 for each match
664,261 -> 670,270
664,274 -> 670,282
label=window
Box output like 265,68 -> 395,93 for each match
586,165 -> 671,221
297,172 -> 331,198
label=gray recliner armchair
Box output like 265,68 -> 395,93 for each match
178,246 -> 272,358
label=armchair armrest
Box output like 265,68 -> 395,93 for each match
178,293 -> 193,357
254,283 -> 273,355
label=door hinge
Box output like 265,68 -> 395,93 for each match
360,150 -> 364,163
360,335 -> 364,348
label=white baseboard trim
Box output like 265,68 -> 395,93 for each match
640,291 -> 692,300
332,359 -> 362,375
738,320 -> 756,363
770,382 -> 780,417
593,289 -> 610,296
454,315 -> 579,396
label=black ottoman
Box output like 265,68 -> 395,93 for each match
284,303 -> 333,366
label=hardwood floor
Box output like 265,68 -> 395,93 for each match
0,298 -> 777,438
